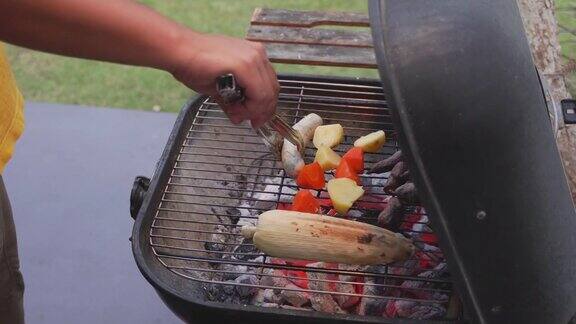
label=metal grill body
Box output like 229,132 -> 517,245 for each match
134,75 -> 460,323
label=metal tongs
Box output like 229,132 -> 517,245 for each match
216,74 -> 304,157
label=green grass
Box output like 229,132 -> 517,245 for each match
557,0 -> 576,96
5,1 -> 575,112
5,1 -> 373,112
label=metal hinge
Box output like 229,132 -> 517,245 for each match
562,99 -> 576,125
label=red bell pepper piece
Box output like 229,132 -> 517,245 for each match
335,159 -> 360,185
291,190 -> 321,213
342,147 -> 364,173
296,162 -> 325,189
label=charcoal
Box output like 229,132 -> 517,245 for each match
260,268 -> 291,288
394,182 -> 419,204
306,262 -> 347,314
331,265 -> 366,309
391,300 -> 446,320
253,184 -> 296,206
225,207 -> 241,224
234,174 -> 248,191
280,305 -> 312,311
347,209 -> 364,219
383,261 -> 450,319
205,284 -> 242,304
396,277 -> 449,302
358,297 -> 387,316
204,225 -> 228,253
254,199 -> 277,211
252,288 -> 281,305
220,263 -> 248,280
408,304 -> 446,319
252,257 -> 266,266
280,284 -> 310,307
237,205 -> 257,227
378,197 -> 404,229
210,207 -> 228,224
223,284 -> 235,295
333,282 -> 359,309
228,190 -> 242,198
402,265 -> 450,302
369,150 -> 403,174
309,294 -> 346,314
252,289 -> 266,304
365,264 -> 390,275
361,208 -> 381,221
259,268 -> 275,287
234,274 -> 259,297
232,238 -> 260,261
205,285 -> 224,302
358,277 -> 387,316
263,289 -> 281,304
338,264 -> 368,282
387,258 -> 421,277
260,303 -> 279,308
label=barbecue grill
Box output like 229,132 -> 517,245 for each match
130,1 -> 576,323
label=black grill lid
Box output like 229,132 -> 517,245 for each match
369,1 -> 576,323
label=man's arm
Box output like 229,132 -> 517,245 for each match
0,0 -> 278,127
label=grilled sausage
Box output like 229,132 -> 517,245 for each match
282,113 -> 323,177
384,175 -> 399,194
369,150 -> 402,174
378,197 -> 404,229
390,161 -> 408,179
384,161 -> 409,193
394,182 -> 419,204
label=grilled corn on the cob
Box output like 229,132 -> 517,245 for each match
241,210 -> 414,265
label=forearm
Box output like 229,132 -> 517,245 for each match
0,0 -> 279,127
0,0 -> 187,71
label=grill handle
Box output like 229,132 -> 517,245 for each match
130,176 -> 150,220
562,99 -> 576,124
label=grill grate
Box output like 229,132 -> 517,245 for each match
149,76 -> 459,319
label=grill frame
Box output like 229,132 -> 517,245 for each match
132,74 -> 458,324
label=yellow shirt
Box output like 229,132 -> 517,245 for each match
0,44 -> 24,174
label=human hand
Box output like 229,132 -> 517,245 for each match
170,32 -> 279,128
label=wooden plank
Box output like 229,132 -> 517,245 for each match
264,43 -> 376,68
251,8 -> 369,27
247,25 -> 373,48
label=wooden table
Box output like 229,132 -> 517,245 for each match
247,8 -> 376,68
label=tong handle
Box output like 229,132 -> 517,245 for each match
216,74 -> 245,104
216,74 -> 304,154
